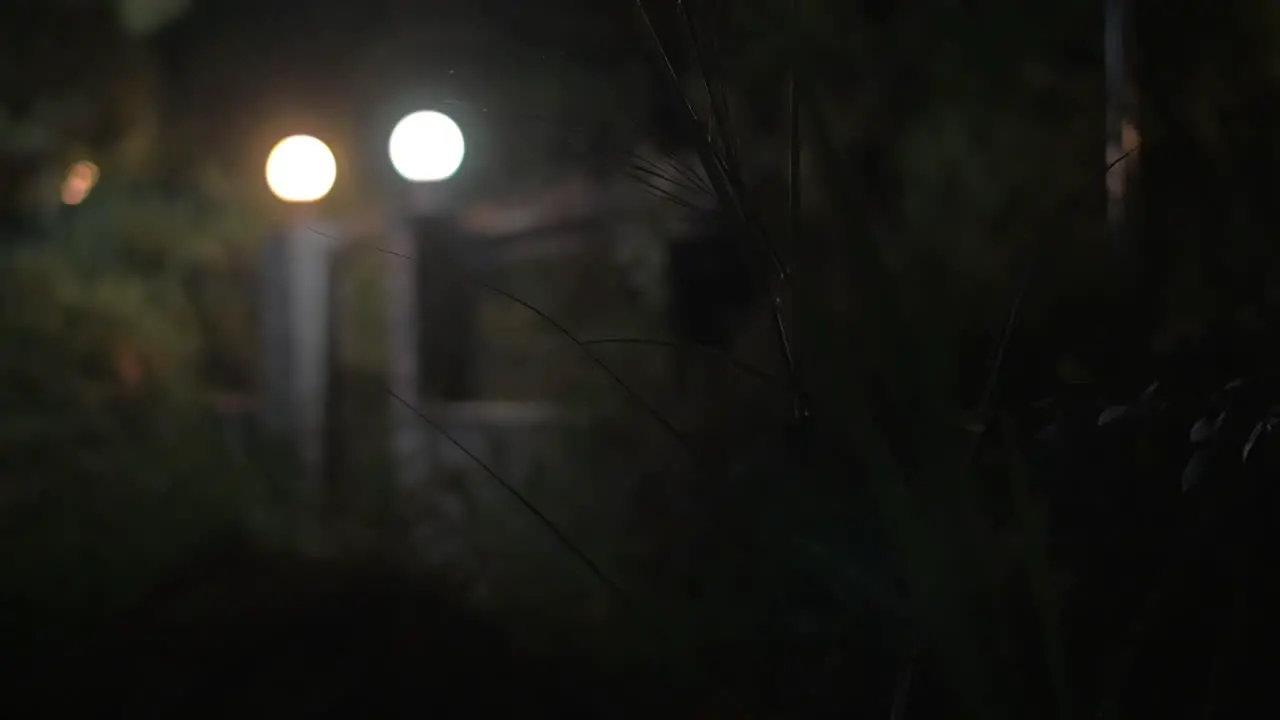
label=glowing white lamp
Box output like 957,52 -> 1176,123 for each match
265,135 -> 337,203
388,110 -> 465,183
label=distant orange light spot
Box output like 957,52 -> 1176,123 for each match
61,160 -> 100,205
113,344 -> 144,391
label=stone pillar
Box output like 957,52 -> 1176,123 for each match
386,214 -> 427,490
259,221 -> 339,502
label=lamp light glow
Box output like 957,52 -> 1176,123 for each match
265,135 -> 337,203
388,111 -> 465,183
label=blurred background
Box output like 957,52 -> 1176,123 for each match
4,0 -> 1280,717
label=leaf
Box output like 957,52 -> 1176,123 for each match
1098,405 -> 1128,426
1125,381 -> 1162,419
1182,448 -> 1213,492
1242,421 -> 1268,464
1190,417 -> 1213,443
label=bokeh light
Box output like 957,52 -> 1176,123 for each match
61,160 -> 100,205
388,110 -> 465,183
265,135 -> 337,202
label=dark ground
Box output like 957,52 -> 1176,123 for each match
3,540 -> 688,718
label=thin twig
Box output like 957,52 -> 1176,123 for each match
654,148 -> 716,196
963,140 -> 1143,466
385,388 -> 625,599
626,165 -> 706,211
1107,144 -> 1139,173
783,0 -> 804,419
626,150 -> 715,200
580,336 -> 787,388
890,635 -> 925,720
678,0 -> 744,201
963,261 -> 1032,470
375,245 -> 700,463
626,0 -> 800,417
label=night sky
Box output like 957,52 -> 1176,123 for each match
145,0 -> 648,191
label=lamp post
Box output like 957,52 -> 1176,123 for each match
261,134 -> 340,508
384,110 -> 466,490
